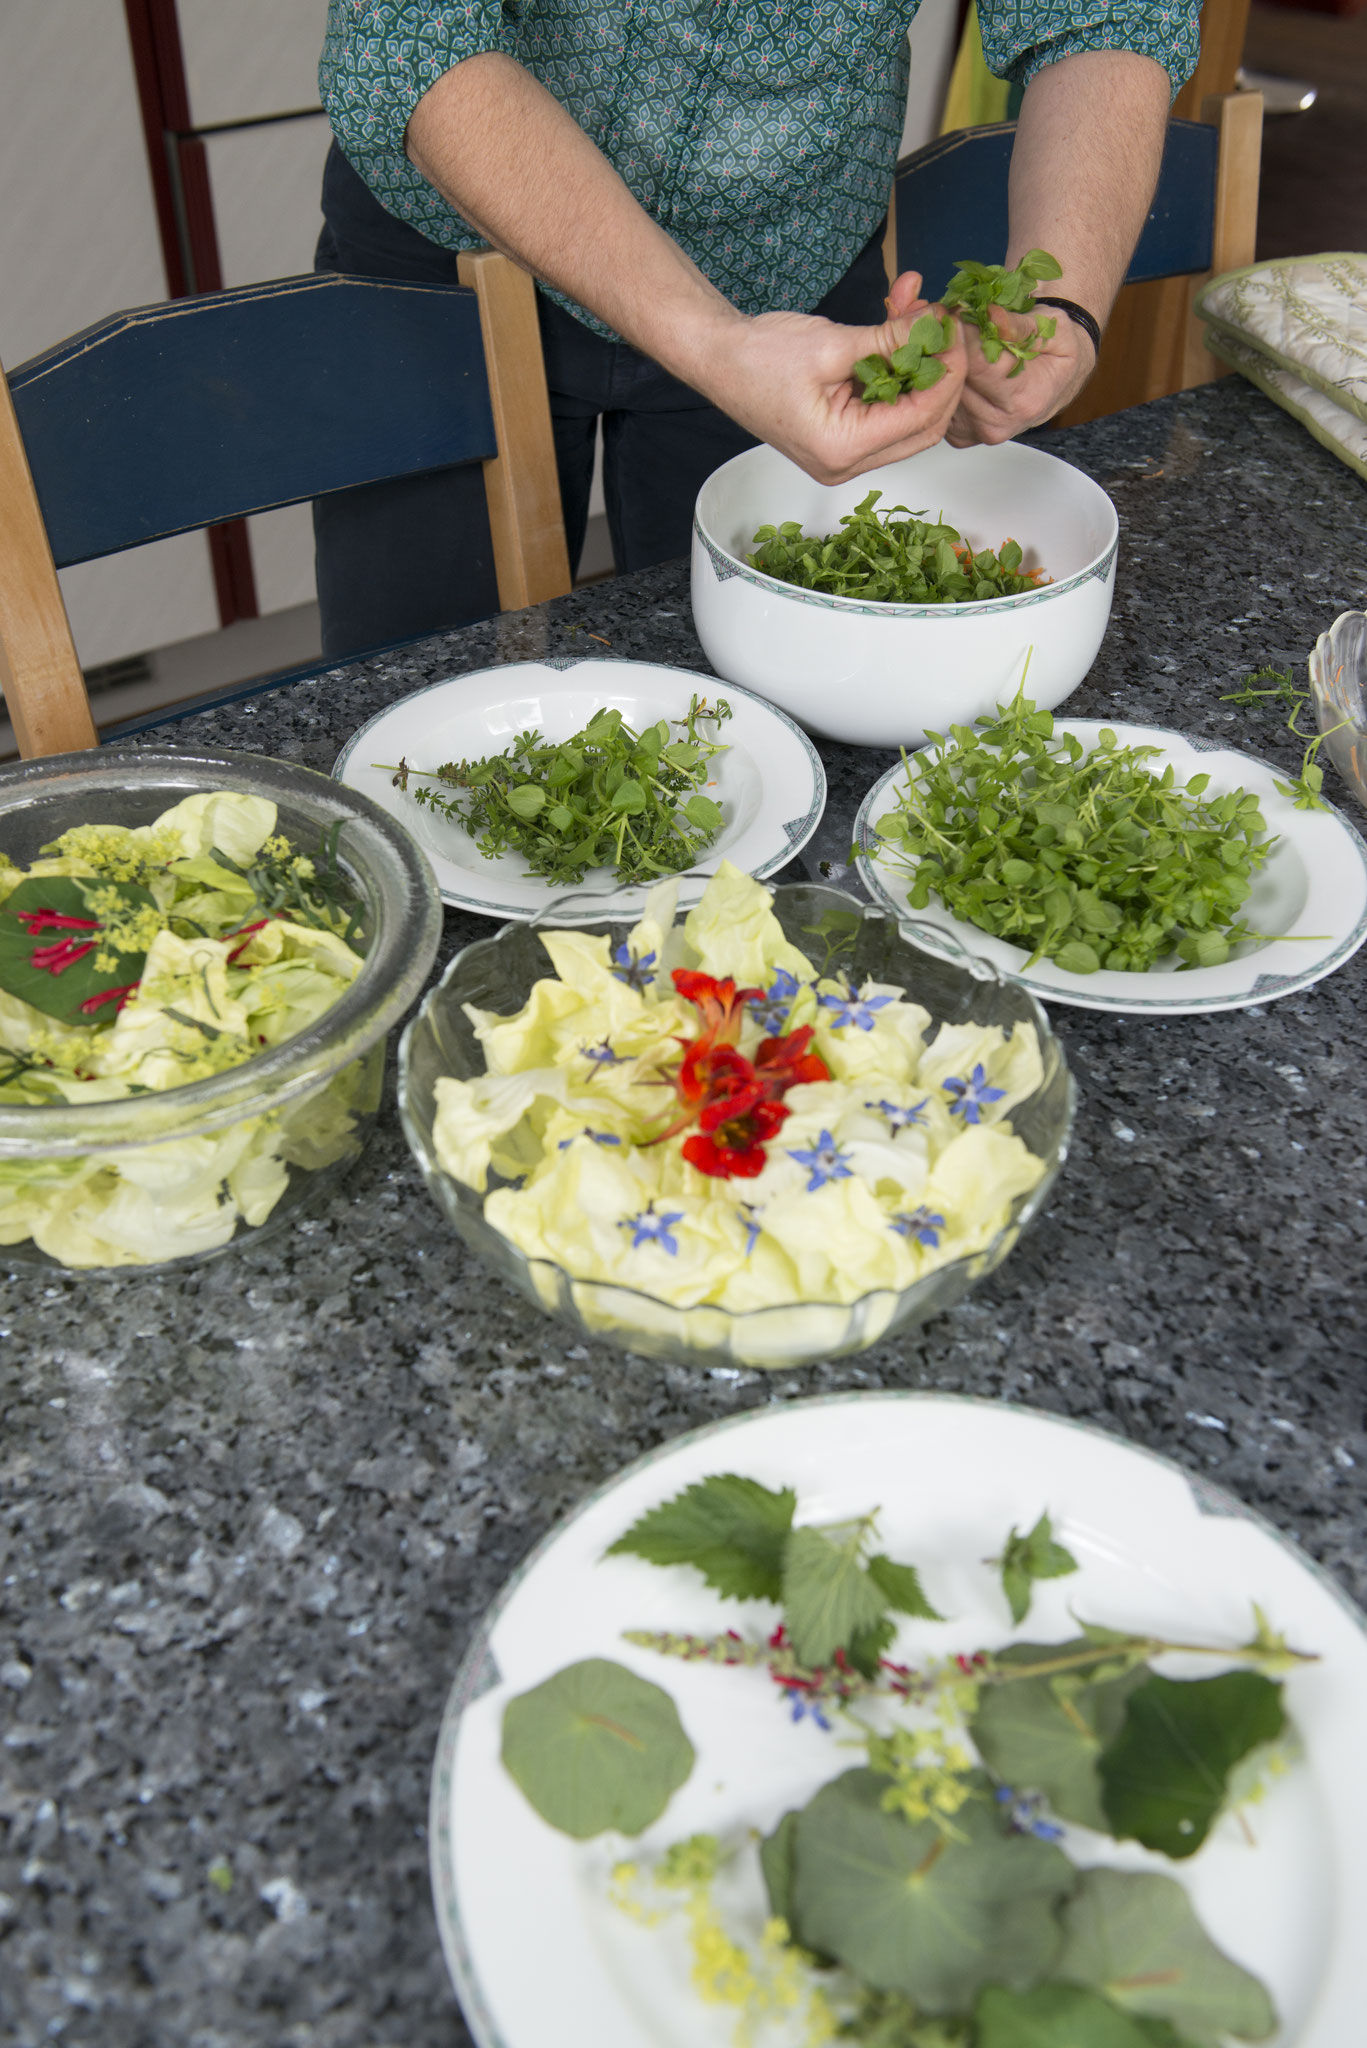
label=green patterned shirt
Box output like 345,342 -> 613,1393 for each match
320,0 -> 1198,334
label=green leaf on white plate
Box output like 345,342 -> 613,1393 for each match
782,1524 -> 888,1668
0,876 -> 154,1022
789,1767 -> 1072,2012
969,1642 -> 1149,1833
867,1553 -> 945,1622
1097,1671 -> 1285,1859
997,1512 -> 1079,1626
500,1657 -> 694,1838
604,1473 -> 795,1602
976,1982 -> 1182,2048
758,1809 -> 799,1923
1052,1867 -> 1277,2045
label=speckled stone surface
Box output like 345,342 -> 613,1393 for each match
2,380 -> 1365,2047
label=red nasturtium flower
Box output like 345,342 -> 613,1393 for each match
647,970 -> 832,1180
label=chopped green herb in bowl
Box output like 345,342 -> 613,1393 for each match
749,491 -> 1048,606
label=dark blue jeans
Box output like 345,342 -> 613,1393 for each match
312,143 -> 889,658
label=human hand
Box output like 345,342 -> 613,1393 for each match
694,275 -> 968,484
886,269 -> 1095,447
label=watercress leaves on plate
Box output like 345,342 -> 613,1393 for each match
1053,1868 -> 1277,2045
968,1641 -> 1148,1832
604,1473 -> 796,1602
499,1657 -> 694,1838
789,1767 -> 1073,2012
996,1513 -> 1079,1625
1097,1671 -> 1285,1859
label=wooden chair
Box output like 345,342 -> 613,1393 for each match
0,254 -> 571,760
884,92 -> 1263,427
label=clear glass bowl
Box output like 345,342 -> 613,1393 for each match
398,885 -> 1075,1369
1309,610 -> 1367,813
0,748 -> 442,1272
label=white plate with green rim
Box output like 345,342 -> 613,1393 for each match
429,1391 -> 1366,2048
852,718 -> 1367,1015
333,658 -> 825,922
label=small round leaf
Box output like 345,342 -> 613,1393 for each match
501,1657 -> 694,1838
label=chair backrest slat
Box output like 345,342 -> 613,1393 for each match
7,272 -> 498,568
894,120 -> 1218,302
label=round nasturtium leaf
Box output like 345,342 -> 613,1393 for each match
975,1982 -> 1164,2048
790,1768 -> 1073,2013
1097,1671 -> 1285,1860
500,1657 -> 695,1839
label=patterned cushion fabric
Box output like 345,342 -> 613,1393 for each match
1197,255 -> 1367,482
320,0 -> 1200,338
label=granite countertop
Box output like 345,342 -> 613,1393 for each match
3,379 -> 1366,2047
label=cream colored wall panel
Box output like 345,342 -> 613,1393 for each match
205,115 -> 332,287
247,504 -> 317,618
179,0 -> 330,128
58,535 -> 220,673
0,5 -> 166,368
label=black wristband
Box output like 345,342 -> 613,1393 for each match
1032,295 -> 1102,358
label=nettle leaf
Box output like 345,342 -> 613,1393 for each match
781,1524 -> 888,1667
604,1473 -> 795,1601
0,876 -> 152,1023
1053,1867 -> 1277,2045
867,1553 -> 945,1622
976,1982 -> 1171,2048
846,1614 -> 899,1679
998,1513 -> 1079,1625
500,1657 -> 694,1838
970,1643 -> 1149,1832
789,1767 -> 1073,2013
1098,1671 -> 1285,1859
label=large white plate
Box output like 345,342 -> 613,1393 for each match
333,659 -> 825,920
429,1393 -> 1367,2048
852,718 -> 1367,1014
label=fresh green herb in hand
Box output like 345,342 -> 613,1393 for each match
749,491 -> 1045,605
382,694 -> 731,887
852,249 -> 1063,402
873,691 -> 1275,974
941,248 -> 1063,376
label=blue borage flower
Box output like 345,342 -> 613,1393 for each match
557,1129 -> 623,1149
737,1204 -> 763,1258
784,1691 -> 832,1730
818,987 -> 896,1032
581,1037 -> 626,1068
619,1202 -> 684,1254
889,1205 -> 946,1249
750,968 -> 802,1037
786,1129 -> 854,1193
942,1063 -> 1006,1125
868,1096 -> 930,1129
994,1785 -> 1064,1842
610,943 -> 656,992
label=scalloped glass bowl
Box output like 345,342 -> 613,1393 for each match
1309,610 -> 1367,813
398,885 -> 1076,1369
0,748 -> 443,1272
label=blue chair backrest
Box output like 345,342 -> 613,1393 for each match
894,120 -> 1218,302
6,272 -> 497,569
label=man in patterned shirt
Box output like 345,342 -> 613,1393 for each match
314,0 -> 1199,655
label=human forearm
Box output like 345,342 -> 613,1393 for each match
406,53 -> 741,381
1006,49 -> 1173,326
406,52 -> 969,482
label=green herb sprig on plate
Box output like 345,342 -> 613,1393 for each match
1221,662 -> 1345,812
497,1470 -> 1312,2048
382,694 -> 732,887
871,691 -> 1275,974
749,491 -> 1045,606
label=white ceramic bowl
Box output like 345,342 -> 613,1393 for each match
691,439 -> 1119,747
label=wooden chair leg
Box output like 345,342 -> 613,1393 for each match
456,250 -> 573,611
0,364 -> 97,758
1177,89 -> 1264,387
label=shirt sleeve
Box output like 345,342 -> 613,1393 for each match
320,2 -> 515,165
977,0 -> 1201,99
